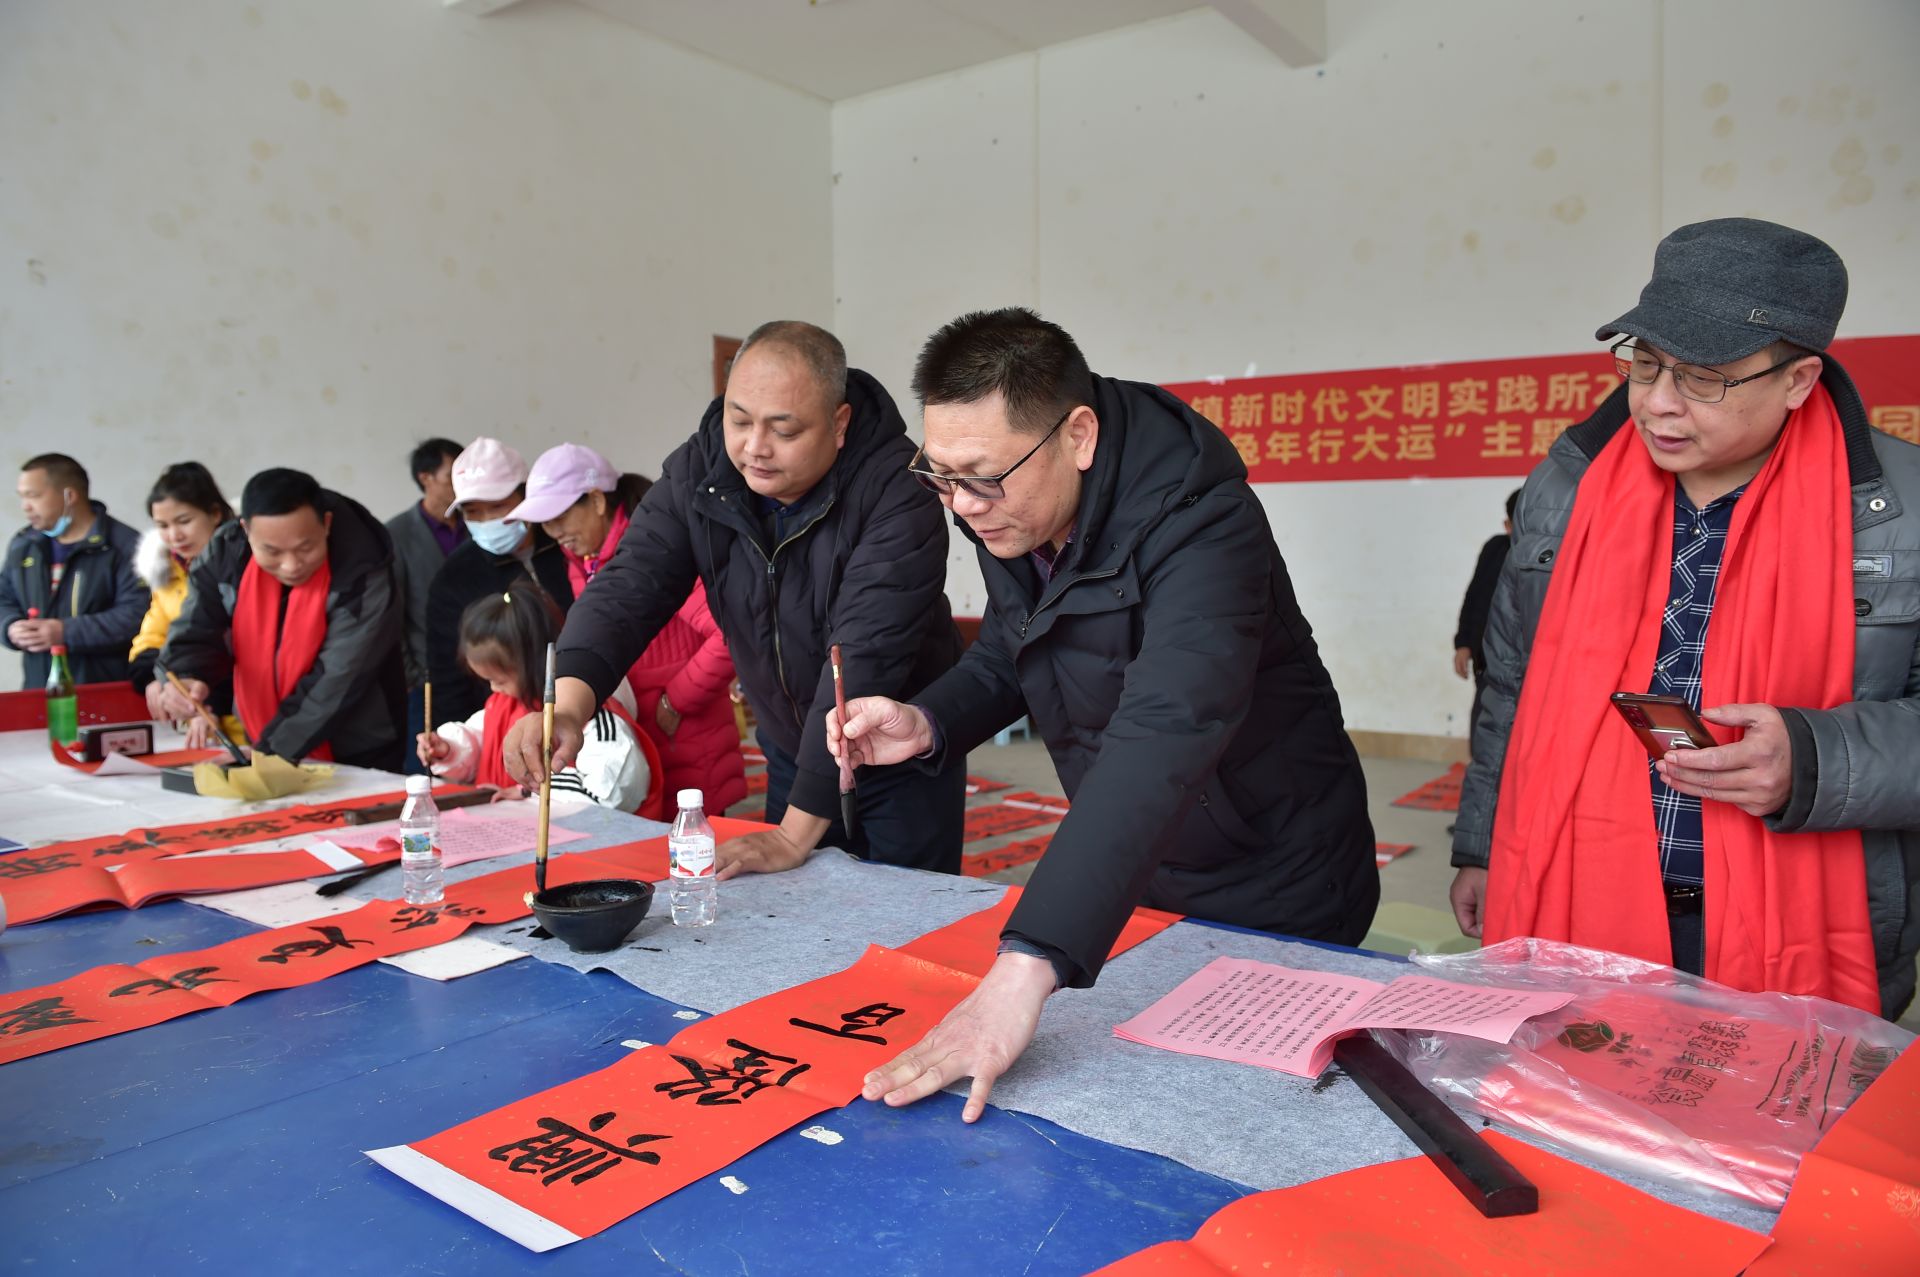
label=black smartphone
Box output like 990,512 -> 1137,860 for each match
1609,692 -> 1717,757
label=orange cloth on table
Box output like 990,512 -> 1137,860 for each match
567,505 -> 745,811
1486,384 -> 1876,1011
231,556 -> 333,761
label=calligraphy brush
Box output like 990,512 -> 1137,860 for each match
831,643 -> 858,840
533,641 -> 556,897
422,680 -> 433,794
165,669 -> 250,768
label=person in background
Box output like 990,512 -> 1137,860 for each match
157,468 -> 404,767
418,583 -> 651,810
1450,488 -> 1519,744
510,443 -> 747,813
386,438 -> 469,773
425,437 -> 574,730
1,453 -> 148,687
129,462 -> 244,742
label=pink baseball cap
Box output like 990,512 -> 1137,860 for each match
445,437 -> 529,514
509,443 -> 619,524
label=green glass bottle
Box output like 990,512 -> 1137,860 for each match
46,644 -> 78,747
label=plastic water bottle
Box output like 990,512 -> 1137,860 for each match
45,644 -> 77,747
399,774 -> 444,905
668,788 -> 717,927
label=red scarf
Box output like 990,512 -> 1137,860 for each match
232,557 -> 334,761
1485,384 -> 1878,1012
476,692 -> 533,789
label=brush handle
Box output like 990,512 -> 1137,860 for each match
534,644 -> 556,894
165,670 -> 248,766
830,643 -> 855,791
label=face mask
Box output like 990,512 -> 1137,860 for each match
46,492 -> 74,539
467,517 -> 526,555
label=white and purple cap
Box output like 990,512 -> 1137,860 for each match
509,442 -> 619,524
445,437 -> 529,515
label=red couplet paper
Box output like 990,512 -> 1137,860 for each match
899,886 -> 1181,978
1748,1042 -> 1920,1276
393,946 -> 981,1250
1090,1130 -> 1772,1276
49,742 -> 226,774
0,789 -> 481,926
373,888 -> 1184,1250
0,839 -> 692,1065
962,803 -> 1066,843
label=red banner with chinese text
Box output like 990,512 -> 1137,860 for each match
1164,334 -> 1920,482
371,886 -> 1181,1250
0,832 -> 707,1065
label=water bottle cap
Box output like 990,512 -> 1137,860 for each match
405,775 -> 431,794
676,788 -> 703,809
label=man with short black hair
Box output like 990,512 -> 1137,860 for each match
504,319 -> 967,871
387,438 -> 469,771
2,453 -> 148,686
1452,218 -> 1920,1019
156,467 -> 404,766
832,307 -> 1379,1120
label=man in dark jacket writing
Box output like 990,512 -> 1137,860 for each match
505,321 -> 966,870
156,468 -> 406,768
833,308 -> 1379,1121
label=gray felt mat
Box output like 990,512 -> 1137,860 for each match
347,809 -> 1777,1232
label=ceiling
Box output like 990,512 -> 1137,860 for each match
451,0 -> 1325,102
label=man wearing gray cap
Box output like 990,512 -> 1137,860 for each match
1450,218 -> 1920,1019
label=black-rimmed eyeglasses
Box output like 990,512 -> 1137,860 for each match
1611,339 -> 1803,405
907,406 -> 1072,501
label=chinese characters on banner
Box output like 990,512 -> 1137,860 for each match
0,835 -> 688,1066
1163,334 -> 1920,482
368,892 -> 1182,1251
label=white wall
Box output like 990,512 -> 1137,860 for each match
831,0 -> 1920,738
1,0 -> 832,685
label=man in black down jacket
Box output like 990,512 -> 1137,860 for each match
835,308 -> 1378,1121
2,453 -> 148,687
156,468 -> 405,768
506,321 -> 966,871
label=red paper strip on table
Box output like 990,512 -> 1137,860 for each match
963,775 -> 1008,796
962,802 -> 1061,843
0,789 -> 482,926
1749,1039 -> 1920,1275
0,833 -> 707,1065
1089,1130 -> 1771,1276
49,742 -> 225,774
370,886 -> 1183,1250
0,842 -> 399,924
743,771 -> 768,797
1165,333 -> 1920,483
963,836 -> 1051,877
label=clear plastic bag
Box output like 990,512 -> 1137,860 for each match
1376,937 -> 1913,1208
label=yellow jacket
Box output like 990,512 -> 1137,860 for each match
130,530 -> 188,661
131,529 -> 246,743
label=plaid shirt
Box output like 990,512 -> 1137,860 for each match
1648,483 -> 1746,886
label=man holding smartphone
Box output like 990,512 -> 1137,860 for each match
1451,219 -> 1920,1019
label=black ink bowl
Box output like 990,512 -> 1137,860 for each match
529,879 -> 655,953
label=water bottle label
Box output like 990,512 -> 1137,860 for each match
669,837 -> 715,878
400,832 -> 435,858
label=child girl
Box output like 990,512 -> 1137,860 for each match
417,583 -> 653,810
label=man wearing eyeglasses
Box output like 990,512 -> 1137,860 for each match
1451,218 -> 1920,1020
504,320 -> 968,875
830,307 -> 1379,1121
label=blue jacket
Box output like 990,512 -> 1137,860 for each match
0,502 -> 149,688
